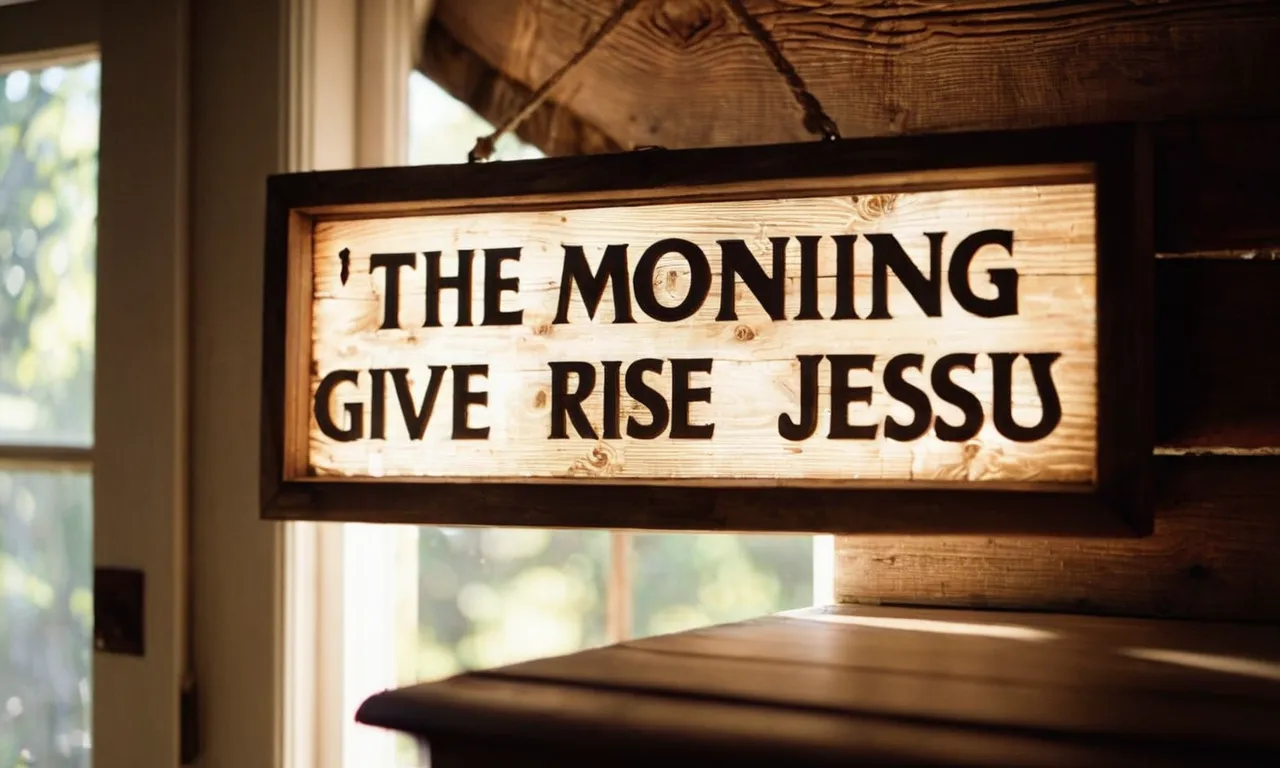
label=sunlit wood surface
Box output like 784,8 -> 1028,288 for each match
359,604 -> 1280,766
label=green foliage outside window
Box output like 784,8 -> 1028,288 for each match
0,59 -> 99,768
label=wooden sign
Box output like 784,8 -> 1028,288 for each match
261,126 -> 1152,533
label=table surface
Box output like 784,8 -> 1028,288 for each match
358,604 -> 1280,766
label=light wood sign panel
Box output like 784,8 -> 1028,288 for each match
262,126 -> 1152,533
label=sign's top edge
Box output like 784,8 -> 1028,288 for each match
265,122 -> 1140,185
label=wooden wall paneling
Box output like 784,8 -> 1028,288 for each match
1155,260 -> 1280,449
1153,120 -> 1280,253
835,456 -> 1280,622
424,0 -> 1280,150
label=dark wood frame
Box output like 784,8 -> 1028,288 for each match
261,124 -> 1153,534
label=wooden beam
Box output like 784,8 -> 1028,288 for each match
836,456 -> 1280,623
417,19 -> 624,157
428,0 -> 1280,150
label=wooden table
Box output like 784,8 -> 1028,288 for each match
357,604 -> 1280,766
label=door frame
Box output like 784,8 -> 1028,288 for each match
3,0 -> 191,766
2,0 -> 414,765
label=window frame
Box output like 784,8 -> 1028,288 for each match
0,43 -> 98,768
2,1 -> 192,767
0,24 -> 97,468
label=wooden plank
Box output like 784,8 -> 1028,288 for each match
358,675 -> 1241,767
307,180 -> 1101,486
487,649 -> 1280,750
358,606 -> 1280,766
487,624 -> 1280,750
429,0 -> 1280,149
625,609 -> 1280,700
835,456 -> 1280,621
417,20 -> 623,158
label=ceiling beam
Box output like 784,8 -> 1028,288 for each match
424,0 -> 1280,151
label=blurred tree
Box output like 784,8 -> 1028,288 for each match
415,528 -> 609,678
0,59 -> 99,768
632,533 -> 813,638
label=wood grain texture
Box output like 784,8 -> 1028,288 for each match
417,20 -> 623,158
307,181 -> 1098,486
358,605 -> 1280,766
427,0 -> 1280,149
492,620 -> 1280,749
836,456 -> 1280,622
261,126 -> 1150,530
367,677 -> 1175,768
628,607 -> 1280,696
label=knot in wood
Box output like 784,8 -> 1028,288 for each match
733,324 -> 756,341
852,193 -> 898,221
652,0 -> 723,46
568,442 -> 620,477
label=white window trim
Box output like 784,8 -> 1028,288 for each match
281,4 -> 424,768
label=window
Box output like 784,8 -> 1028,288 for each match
329,72 -> 830,767
0,55 -> 99,768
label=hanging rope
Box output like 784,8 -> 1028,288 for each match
722,0 -> 841,141
468,0 -> 841,162
469,0 -> 645,162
